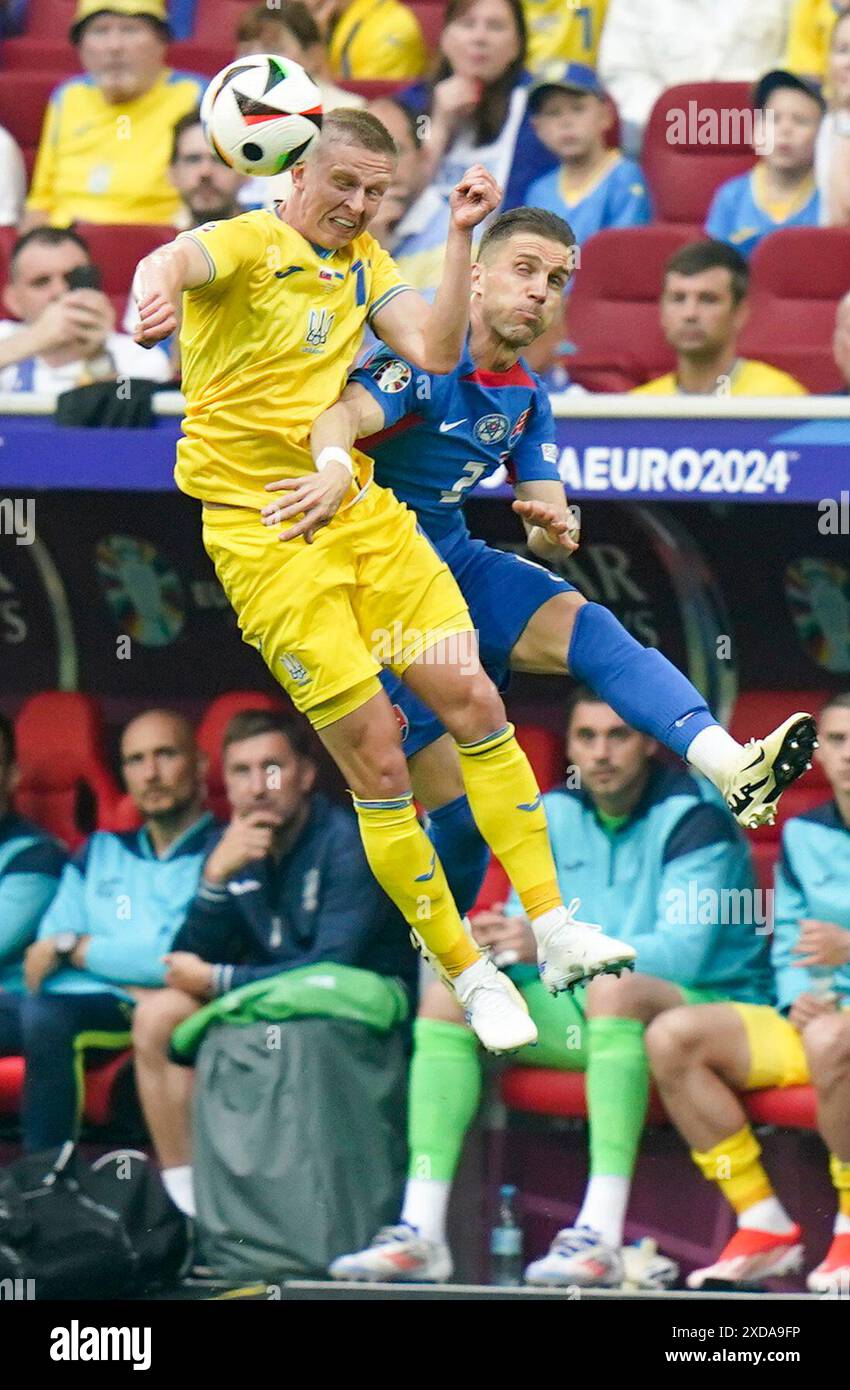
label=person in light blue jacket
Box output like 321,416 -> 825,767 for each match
0,712 -> 67,997
647,690 -> 850,1295
330,686 -> 767,1289
0,708 -> 214,1152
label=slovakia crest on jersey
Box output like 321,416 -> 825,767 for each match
474,413 -> 510,444
509,407 -> 531,447
374,359 -> 413,393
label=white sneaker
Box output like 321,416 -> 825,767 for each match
524,1226 -> 623,1288
455,956 -> 539,1054
329,1224 -> 453,1283
722,713 -> 817,829
621,1238 -> 679,1290
534,899 -> 637,994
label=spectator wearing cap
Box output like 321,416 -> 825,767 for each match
22,0 -> 204,230
786,0 -> 850,82
302,0 -> 427,81
399,0 -> 557,212
598,0 -> 790,156
521,0 -> 609,76
234,2 -> 364,212
0,227 -> 172,394
633,240 -> 808,397
815,8 -> 850,222
706,71 -> 823,259
521,64 -> 651,238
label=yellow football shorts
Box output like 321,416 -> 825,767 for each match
731,1003 -> 811,1090
202,482 -> 473,730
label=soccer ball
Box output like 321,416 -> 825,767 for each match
201,54 -> 323,177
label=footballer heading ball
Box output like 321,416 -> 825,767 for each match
201,54 -> 323,177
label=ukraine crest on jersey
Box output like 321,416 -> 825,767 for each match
174,209 -> 411,509
351,342 -> 561,554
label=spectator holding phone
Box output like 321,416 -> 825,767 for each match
0,227 -> 171,394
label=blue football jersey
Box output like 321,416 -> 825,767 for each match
351,342 -> 561,555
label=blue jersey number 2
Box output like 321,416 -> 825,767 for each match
440,461 -> 488,505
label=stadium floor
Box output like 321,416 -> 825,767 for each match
145,1279 -> 821,1301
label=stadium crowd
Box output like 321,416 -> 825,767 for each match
1,0 -> 850,393
3,0 -> 850,1296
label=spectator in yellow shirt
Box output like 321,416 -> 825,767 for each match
23,0 -> 204,230
304,0 -> 428,81
786,0 -> 850,81
522,0 -> 608,75
633,240 -> 808,397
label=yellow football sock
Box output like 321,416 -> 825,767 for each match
353,794 -> 480,978
830,1154 -> 850,1217
692,1124 -> 774,1214
455,723 -> 561,921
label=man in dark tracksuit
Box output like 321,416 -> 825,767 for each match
133,707 -> 417,1219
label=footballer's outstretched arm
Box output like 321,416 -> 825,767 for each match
371,164 -> 500,374
132,237 -> 212,348
260,383 -> 386,543
513,480 -> 580,561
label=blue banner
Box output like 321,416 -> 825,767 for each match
1,413 -> 848,503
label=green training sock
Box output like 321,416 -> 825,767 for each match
587,1016 -> 649,1179
407,1017 -> 482,1184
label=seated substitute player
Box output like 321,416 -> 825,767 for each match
133,110 -> 635,1058
0,712 -> 67,1004
0,710 -> 214,1153
132,708 -> 418,1220
633,240 -> 809,397
646,691 -> 850,1294
330,690 -> 770,1284
273,206 -> 817,893
705,70 -> 823,260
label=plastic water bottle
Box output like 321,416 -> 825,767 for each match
490,1184 -> 523,1286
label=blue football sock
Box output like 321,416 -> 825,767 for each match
567,602 -> 717,759
426,794 -> 490,917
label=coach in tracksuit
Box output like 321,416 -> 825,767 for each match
132,706 -> 418,1219
0,709 -> 213,1153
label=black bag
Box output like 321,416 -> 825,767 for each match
0,1143 -> 188,1299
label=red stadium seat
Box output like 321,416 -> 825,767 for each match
20,0 -> 78,37
642,82 -> 756,228
0,224 -> 17,294
14,692 -> 123,850
739,228 -> 850,393
336,78 -> 407,101
500,1067 -> 818,1130
101,791 -> 143,834
167,40 -> 231,77
197,690 -> 288,821
1,38 -> 79,72
0,70 -> 71,176
73,222 -> 176,303
193,0 -> 257,43
0,1051 -> 133,1129
409,0 -> 446,54
567,225 -> 691,385
515,724 -> 563,791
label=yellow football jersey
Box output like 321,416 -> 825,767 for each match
523,0 -> 609,74
632,360 -> 809,396
327,0 -> 428,80
785,0 -> 842,78
26,70 -> 203,227
175,210 -> 412,509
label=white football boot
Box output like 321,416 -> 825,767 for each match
455,956 -> 538,1054
329,1224 -> 453,1283
721,713 -> 818,829
410,919 -> 538,1054
533,898 -> 637,994
524,1226 -> 624,1288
